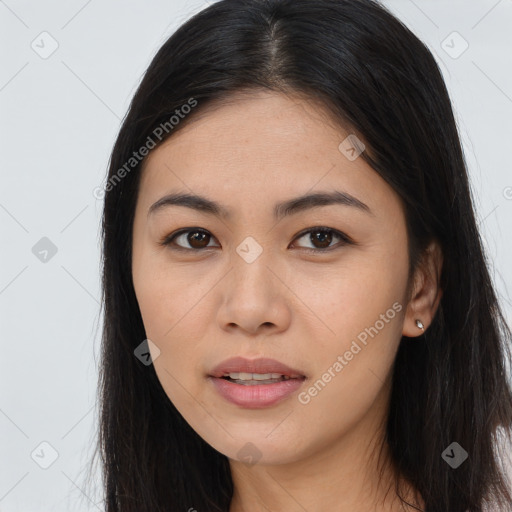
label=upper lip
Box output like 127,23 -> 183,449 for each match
209,357 -> 306,378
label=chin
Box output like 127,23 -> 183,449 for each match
199,430 -> 307,467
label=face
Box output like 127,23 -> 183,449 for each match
132,90 -> 412,466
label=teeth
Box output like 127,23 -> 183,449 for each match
224,372 -> 292,381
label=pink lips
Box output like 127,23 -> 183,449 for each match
208,357 -> 306,409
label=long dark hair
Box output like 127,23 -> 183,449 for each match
91,0 -> 512,510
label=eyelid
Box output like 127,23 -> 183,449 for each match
160,226 -> 354,253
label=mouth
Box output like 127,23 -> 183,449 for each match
208,357 -> 307,408
219,372 -> 304,385
209,356 -> 306,380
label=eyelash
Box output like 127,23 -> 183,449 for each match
158,226 -> 353,255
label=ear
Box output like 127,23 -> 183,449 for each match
402,240 -> 443,337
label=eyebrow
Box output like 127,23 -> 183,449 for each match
147,190 -> 373,220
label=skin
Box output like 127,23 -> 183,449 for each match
131,90 -> 443,511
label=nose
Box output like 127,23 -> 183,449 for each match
216,249 -> 292,336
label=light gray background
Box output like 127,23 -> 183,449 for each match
1,0 -> 511,510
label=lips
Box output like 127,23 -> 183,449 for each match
208,356 -> 307,408
209,356 -> 306,379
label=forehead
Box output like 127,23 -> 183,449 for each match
137,91 -> 400,219
147,90 -> 348,158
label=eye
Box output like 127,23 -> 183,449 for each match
290,227 -> 352,253
159,228 -> 219,251
159,226 -> 353,253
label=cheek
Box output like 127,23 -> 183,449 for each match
133,269 -> 207,421
288,289 -> 404,460
290,244 -> 408,344
133,248 -> 206,340
287,248 -> 407,415
132,253 -> 217,402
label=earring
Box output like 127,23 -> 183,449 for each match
415,319 -> 425,331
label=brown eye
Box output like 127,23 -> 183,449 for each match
161,226 -> 352,254
292,227 -> 351,252
161,229 -> 218,250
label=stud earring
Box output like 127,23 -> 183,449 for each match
415,319 -> 425,331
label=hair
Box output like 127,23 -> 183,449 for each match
90,0 -> 512,510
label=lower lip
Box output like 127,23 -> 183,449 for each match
209,376 -> 305,408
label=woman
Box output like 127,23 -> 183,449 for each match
93,0 -> 512,510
